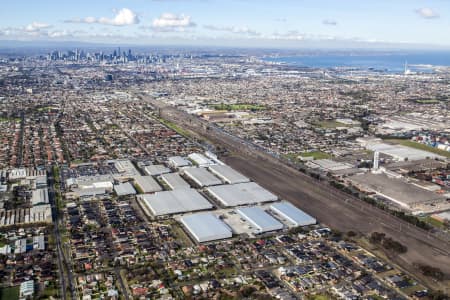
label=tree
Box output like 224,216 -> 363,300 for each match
418,265 -> 444,281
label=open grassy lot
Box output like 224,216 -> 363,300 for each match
0,117 -> 21,122
384,139 -> 450,158
156,117 -> 191,138
0,286 -> 19,300
419,216 -> 446,229
413,99 -> 441,104
314,120 -> 351,128
210,103 -> 266,111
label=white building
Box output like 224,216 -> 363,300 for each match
180,213 -> 232,243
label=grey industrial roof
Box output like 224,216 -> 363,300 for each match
237,206 -> 283,233
180,213 -> 232,243
183,167 -> 222,187
188,153 -> 215,166
168,156 -> 191,168
207,182 -> 278,207
367,142 -> 445,161
114,182 -> 136,196
208,165 -> 250,184
144,165 -> 171,176
270,202 -> 316,226
133,176 -> 162,193
139,189 -> 213,216
73,187 -> 106,198
31,188 -> 49,206
348,173 -> 446,206
160,173 -> 191,190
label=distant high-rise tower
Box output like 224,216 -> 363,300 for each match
373,151 -> 379,170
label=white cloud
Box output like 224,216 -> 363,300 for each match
415,7 -> 439,19
152,13 -> 195,30
270,30 -> 305,40
25,22 -> 51,32
64,8 -> 139,26
204,25 -> 260,36
322,19 -> 337,26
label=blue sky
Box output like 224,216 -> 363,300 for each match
0,0 -> 449,48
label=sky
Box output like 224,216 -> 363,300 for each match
0,0 -> 449,49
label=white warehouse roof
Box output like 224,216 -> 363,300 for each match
167,156 -> 191,168
144,165 -> 171,176
270,202 -> 316,227
114,182 -> 136,196
207,182 -> 278,207
31,188 -> 49,206
139,189 -> 213,216
133,176 -> 162,193
160,173 -> 191,190
183,167 -> 222,187
180,213 -> 232,243
237,207 -> 283,233
366,142 -> 444,161
208,165 -> 250,184
188,153 -> 215,167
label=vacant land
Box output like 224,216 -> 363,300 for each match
156,116 -> 191,137
314,120 -> 350,128
413,99 -> 441,104
0,286 -> 19,300
210,103 -> 266,111
384,139 -> 450,158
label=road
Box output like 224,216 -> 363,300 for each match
48,167 -> 77,300
140,95 -> 450,280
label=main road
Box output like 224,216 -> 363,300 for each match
139,95 -> 450,282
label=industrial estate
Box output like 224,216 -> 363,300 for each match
0,45 -> 449,300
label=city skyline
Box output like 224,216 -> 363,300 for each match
0,0 -> 449,49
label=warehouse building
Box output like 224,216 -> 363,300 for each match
188,153 -> 215,167
144,165 -> 171,176
139,189 -> 213,216
160,173 -> 191,190
207,182 -> 278,207
208,165 -> 250,184
113,159 -> 140,177
367,142 -> 444,161
31,188 -> 49,206
348,173 -> 449,214
114,182 -> 136,196
180,213 -> 232,243
237,206 -> 283,233
182,167 -> 222,187
270,202 -> 316,227
167,156 -> 192,169
20,280 -> 34,298
72,187 -> 107,199
133,176 -> 162,193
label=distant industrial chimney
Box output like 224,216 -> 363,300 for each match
373,151 -> 379,171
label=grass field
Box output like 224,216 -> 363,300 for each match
210,103 -> 266,111
307,294 -> 333,300
0,117 -> 21,123
0,286 -> 19,300
314,120 -> 350,128
414,99 -> 441,104
157,117 -> 191,138
384,139 -> 450,158
419,216 -> 445,229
